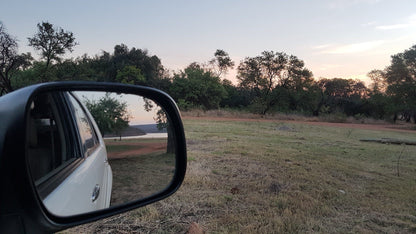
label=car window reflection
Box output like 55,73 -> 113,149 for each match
27,92 -> 71,185
68,93 -> 99,157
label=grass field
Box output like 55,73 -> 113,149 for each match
69,119 -> 416,233
104,138 -> 175,206
108,151 -> 175,207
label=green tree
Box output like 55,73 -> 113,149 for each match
220,79 -> 253,108
144,98 -> 174,154
116,65 -> 146,84
170,63 -> 227,110
101,44 -> 164,85
209,49 -> 235,77
367,92 -> 389,119
28,22 -> 77,82
384,45 -> 416,122
237,51 -> 286,114
11,61 -> 44,89
367,69 -> 386,93
365,70 -> 389,120
84,93 -> 130,140
237,51 -> 312,114
0,22 -> 32,95
317,78 -> 368,116
285,55 -> 314,89
281,55 -> 315,113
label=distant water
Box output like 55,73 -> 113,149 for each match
103,124 -> 168,139
103,133 -> 167,140
131,124 -> 167,133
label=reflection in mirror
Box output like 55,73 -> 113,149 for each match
26,91 -> 175,217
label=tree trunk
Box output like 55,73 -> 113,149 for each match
41,57 -> 51,82
313,91 -> 325,116
166,124 -> 175,154
0,73 -> 13,95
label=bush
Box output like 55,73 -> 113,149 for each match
177,99 -> 194,111
319,112 -> 347,123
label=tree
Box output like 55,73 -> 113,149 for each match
237,51 -> 312,114
84,93 -> 130,140
28,22 -> 77,81
116,65 -> 146,84
92,44 -> 165,88
367,91 -> 389,119
367,69 -> 386,93
220,79 -> 253,108
144,98 -> 174,153
10,60 -> 44,89
57,55 -> 99,81
170,63 -> 227,110
284,55 -> 314,89
209,49 -> 234,77
237,51 -> 287,114
384,45 -> 416,122
0,22 -> 32,95
317,78 -> 368,116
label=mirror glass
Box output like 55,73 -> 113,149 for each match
26,91 -> 176,217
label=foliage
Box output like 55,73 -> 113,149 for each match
11,61 -> 44,89
384,45 -> 416,122
316,78 -> 368,116
84,93 -> 130,138
220,79 -> 252,108
367,69 -> 386,93
366,92 -> 389,119
116,65 -> 146,84
209,49 -> 235,77
0,22 -> 33,94
28,22 -> 77,81
143,97 -> 174,153
237,51 -> 313,114
100,44 -> 164,85
170,63 -> 227,110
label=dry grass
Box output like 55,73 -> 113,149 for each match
181,109 -> 318,122
182,108 -> 391,125
102,138 -> 174,206
109,152 -> 175,206
66,119 -> 416,233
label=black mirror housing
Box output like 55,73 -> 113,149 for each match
0,82 -> 187,232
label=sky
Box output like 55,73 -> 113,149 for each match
74,91 -> 162,125
2,0 -> 416,84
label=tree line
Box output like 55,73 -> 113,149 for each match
1,21 -> 416,123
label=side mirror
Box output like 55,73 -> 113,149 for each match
0,82 -> 186,232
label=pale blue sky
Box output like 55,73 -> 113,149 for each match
75,91 -> 162,125
2,0 -> 416,83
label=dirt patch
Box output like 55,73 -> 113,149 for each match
106,142 -> 167,159
183,116 -> 416,133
